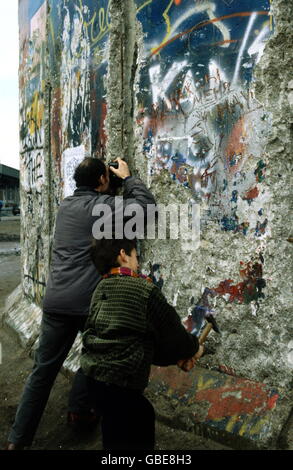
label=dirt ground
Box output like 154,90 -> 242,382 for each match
0,218 -> 232,451
0,323 -> 232,451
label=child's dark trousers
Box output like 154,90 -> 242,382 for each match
87,377 -> 155,450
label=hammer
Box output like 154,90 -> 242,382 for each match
188,288 -> 221,343
179,309 -> 220,372
198,314 -> 220,345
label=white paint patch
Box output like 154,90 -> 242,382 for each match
251,302 -> 257,317
173,291 -> 179,306
149,61 -> 188,108
287,341 -> 293,367
248,25 -> 270,64
222,391 -> 242,399
62,145 -> 86,198
232,12 -> 257,86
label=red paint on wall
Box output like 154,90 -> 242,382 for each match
212,260 -> 264,304
213,279 -> 245,303
150,366 -> 280,424
243,186 -> 259,201
151,11 -> 269,56
194,381 -> 279,420
100,102 -> 108,144
226,117 -> 246,173
267,394 -> 279,410
96,101 -> 107,158
51,87 -> 62,170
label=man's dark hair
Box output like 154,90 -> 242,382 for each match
91,238 -> 137,275
74,157 -> 106,188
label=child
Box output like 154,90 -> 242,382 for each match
80,238 -> 204,450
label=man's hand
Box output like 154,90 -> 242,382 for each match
177,345 -> 204,372
110,158 -> 131,180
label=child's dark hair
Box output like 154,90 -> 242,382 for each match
74,157 -> 106,188
91,238 -> 137,275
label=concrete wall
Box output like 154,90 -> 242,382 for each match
7,0 -> 292,393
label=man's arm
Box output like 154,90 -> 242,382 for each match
122,176 -> 156,207
95,177 -> 156,239
148,286 -> 200,366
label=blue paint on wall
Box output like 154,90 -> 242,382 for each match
29,0 -> 46,20
135,0 -> 272,225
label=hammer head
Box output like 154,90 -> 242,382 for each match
187,289 -> 220,337
205,313 -> 220,334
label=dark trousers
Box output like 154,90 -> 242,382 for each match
87,377 -> 155,450
8,312 -> 91,446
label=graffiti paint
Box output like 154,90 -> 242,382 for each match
184,255 -> 266,336
149,365 -> 282,443
242,186 -> 259,205
136,0 -> 272,228
19,0 -> 49,303
148,263 -> 164,289
19,0 -> 112,303
49,0 -> 110,160
213,259 -> 266,304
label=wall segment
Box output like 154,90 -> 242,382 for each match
9,0 -> 292,408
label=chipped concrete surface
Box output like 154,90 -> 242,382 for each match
134,0 -> 293,391
147,365 -> 292,450
1,245 -> 292,450
3,0 -> 292,450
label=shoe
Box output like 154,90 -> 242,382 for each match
67,409 -> 100,433
5,442 -> 25,450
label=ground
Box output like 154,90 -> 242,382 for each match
0,217 -> 231,451
0,323 -> 231,451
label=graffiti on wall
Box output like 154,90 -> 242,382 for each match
184,252 -> 266,341
150,365 -> 280,442
19,0 -> 272,303
48,0 -> 110,166
136,0 -> 272,231
19,0 -> 48,303
19,1 -> 46,171
19,0 -> 111,302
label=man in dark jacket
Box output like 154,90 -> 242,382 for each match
7,157 -> 156,450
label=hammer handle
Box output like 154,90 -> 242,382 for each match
199,323 -> 213,345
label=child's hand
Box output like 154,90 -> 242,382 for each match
194,344 -> 204,361
177,345 -> 204,372
177,358 -> 195,372
177,357 -> 196,372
